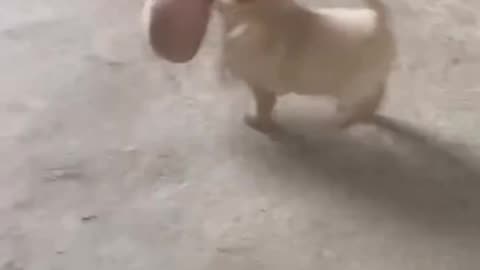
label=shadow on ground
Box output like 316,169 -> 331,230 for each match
239,114 -> 480,236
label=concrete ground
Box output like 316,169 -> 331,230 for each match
1,0 -> 480,269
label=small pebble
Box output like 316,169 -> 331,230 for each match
451,57 -> 461,65
81,215 -> 98,222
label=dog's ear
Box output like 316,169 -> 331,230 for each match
143,0 -> 212,63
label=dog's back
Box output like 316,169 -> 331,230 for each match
290,0 -> 395,96
218,0 -> 396,97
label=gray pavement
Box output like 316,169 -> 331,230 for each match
1,0 -> 480,269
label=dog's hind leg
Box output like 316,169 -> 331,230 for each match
334,81 -> 386,128
244,86 -> 279,133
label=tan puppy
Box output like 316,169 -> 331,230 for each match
215,0 -> 397,132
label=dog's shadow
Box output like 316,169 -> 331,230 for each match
244,114 -> 480,234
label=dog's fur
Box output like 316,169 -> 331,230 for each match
215,0 -> 397,132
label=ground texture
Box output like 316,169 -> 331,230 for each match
1,0 -> 480,269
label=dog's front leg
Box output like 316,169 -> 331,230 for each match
244,86 -> 278,133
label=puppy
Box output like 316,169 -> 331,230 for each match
215,0 -> 397,132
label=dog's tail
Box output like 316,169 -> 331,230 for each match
364,0 -> 389,27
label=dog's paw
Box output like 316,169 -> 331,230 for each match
243,114 -> 279,134
328,113 -> 374,131
326,114 -> 356,131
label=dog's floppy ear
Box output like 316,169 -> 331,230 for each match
143,0 -> 212,63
